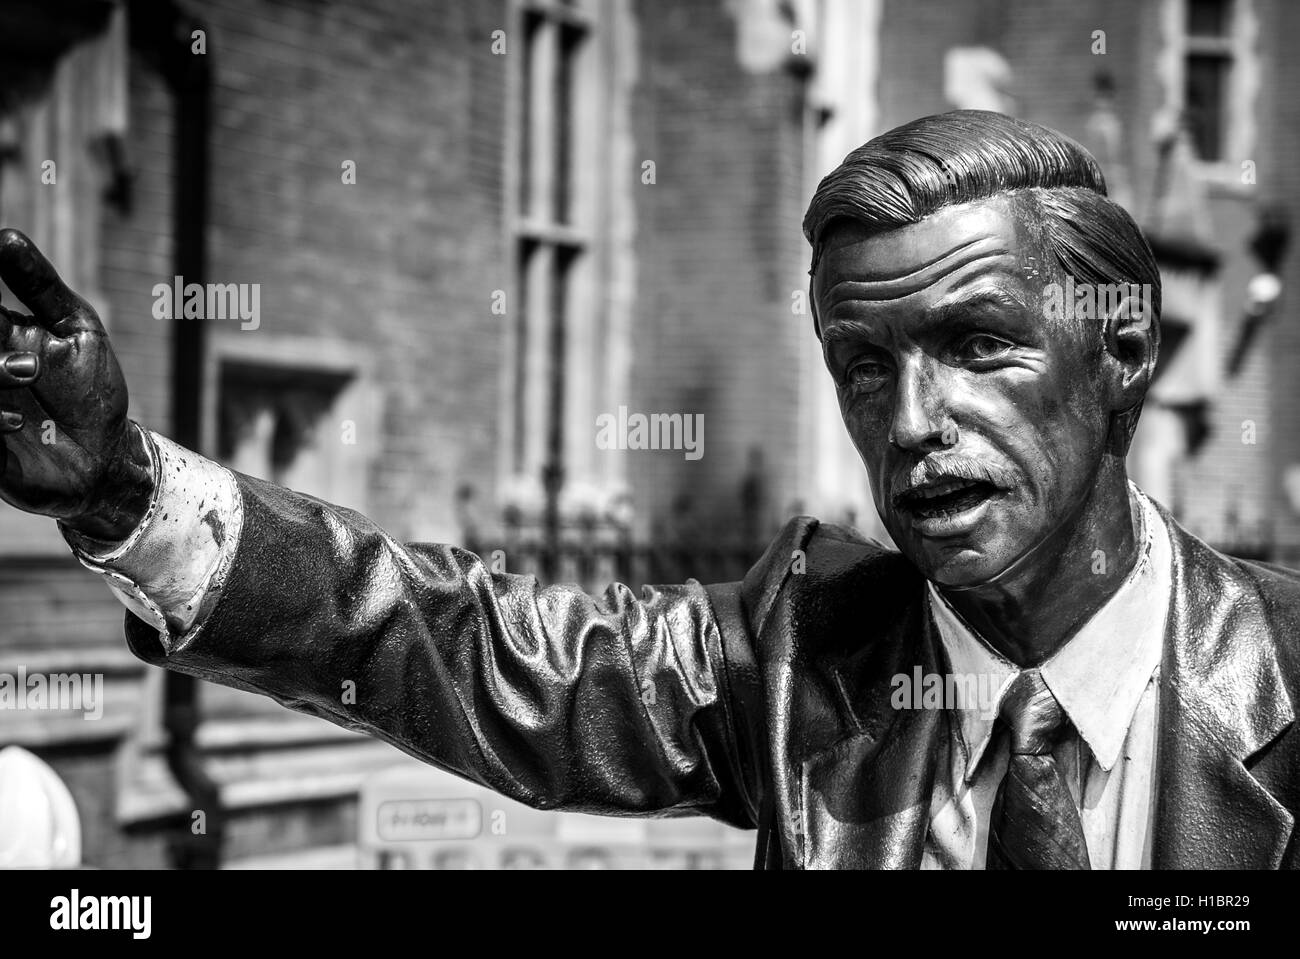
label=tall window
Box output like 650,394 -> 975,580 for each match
1158,0 -> 1257,181
510,1 -> 593,490
1183,0 -> 1234,162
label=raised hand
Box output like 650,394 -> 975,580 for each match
0,229 -> 152,543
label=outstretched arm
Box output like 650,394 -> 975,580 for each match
0,230 -> 762,829
103,434 -> 762,826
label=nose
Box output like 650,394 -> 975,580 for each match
889,354 -> 957,453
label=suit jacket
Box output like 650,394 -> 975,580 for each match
123,472 -> 1300,868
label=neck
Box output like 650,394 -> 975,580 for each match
936,461 -> 1140,666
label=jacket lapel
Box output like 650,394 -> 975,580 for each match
801,700 -> 943,868
800,582 -> 945,868
1153,511 -> 1295,868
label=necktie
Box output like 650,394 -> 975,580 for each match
986,668 -> 1091,870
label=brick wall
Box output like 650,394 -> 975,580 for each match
1259,0 -> 1300,560
628,0 -> 808,548
185,0 -> 508,545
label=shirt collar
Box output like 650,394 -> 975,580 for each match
927,483 -> 1171,782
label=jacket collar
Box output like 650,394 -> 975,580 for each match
798,501 -> 1295,869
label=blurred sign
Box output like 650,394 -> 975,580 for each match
358,764 -> 752,870
376,798 -> 481,842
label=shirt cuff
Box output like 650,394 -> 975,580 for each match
60,426 -> 244,651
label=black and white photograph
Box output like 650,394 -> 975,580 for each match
0,0 -> 1298,939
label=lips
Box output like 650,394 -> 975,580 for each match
896,477 -> 999,519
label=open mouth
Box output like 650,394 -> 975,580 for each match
896,478 -> 999,519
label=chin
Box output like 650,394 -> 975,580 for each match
900,537 -> 1015,589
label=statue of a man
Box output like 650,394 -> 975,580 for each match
1,110 -> 1295,869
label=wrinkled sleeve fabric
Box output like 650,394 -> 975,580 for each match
67,431 -> 764,828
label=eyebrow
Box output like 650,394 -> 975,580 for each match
821,319 -> 880,349
929,289 -> 1030,327
820,290 -> 1031,349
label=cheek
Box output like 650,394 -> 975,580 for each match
839,394 -> 890,462
989,370 -> 1107,499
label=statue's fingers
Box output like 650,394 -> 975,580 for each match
0,303 -> 26,337
0,229 -> 104,337
0,410 -> 23,433
0,352 -> 39,389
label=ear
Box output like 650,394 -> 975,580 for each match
1101,287 -> 1159,450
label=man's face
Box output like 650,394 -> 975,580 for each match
814,196 -> 1114,587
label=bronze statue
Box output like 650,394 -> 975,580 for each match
1,111 -> 1295,868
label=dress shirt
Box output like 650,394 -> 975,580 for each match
921,484 -> 1170,869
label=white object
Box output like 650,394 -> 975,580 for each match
0,746 -> 82,868
1246,272 -> 1283,315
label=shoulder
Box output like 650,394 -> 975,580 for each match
739,515 -> 923,648
1219,553 -> 1300,674
1156,499 -> 1300,616
1158,504 -> 1300,678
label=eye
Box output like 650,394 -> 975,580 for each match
845,359 -> 891,394
956,333 -> 1014,362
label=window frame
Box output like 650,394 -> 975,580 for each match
1158,0 -> 1259,192
500,0 -> 616,518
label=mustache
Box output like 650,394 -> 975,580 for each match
890,456 -> 1019,507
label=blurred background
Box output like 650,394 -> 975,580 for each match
0,0 -> 1297,868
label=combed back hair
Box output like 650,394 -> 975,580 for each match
803,110 -> 1161,452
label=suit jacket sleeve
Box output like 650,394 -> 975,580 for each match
123,470 -> 765,828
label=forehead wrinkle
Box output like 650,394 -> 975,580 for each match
820,279 -> 1033,352
820,235 -> 987,281
819,242 -> 1015,305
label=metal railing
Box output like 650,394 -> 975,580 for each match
465,515 -> 766,593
